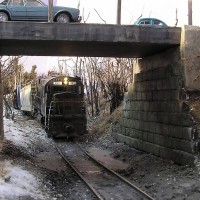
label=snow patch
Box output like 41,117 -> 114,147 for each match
4,117 -> 46,149
0,161 -> 44,199
0,114 -> 47,199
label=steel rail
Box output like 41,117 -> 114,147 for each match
53,141 -> 104,200
76,142 -> 156,200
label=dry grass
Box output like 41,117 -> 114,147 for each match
187,95 -> 200,132
90,104 -> 122,136
79,103 -> 122,142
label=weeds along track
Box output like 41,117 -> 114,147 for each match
53,140 -> 156,200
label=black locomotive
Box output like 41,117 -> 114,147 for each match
19,75 -> 87,138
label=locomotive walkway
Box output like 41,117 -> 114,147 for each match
0,22 -> 181,57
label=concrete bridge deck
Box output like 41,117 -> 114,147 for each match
0,22 -> 181,57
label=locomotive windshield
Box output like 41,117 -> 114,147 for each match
53,85 -> 76,93
45,76 -> 83,95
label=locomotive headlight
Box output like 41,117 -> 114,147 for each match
63,77 -> 68,85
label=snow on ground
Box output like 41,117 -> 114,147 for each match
4,116 -> 46,149
0,113 -> 47,200
0,161 -> 44,200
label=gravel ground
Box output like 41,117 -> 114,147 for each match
1,111 -> 200,200
78,115 -> 200,200
81,133 -> 200,200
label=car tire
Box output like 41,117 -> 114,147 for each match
0,12 -> 8,22
56,13 -> 70,23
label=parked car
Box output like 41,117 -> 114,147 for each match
0,0 -> 81,23
134,18 -> 168,28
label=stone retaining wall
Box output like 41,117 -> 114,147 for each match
114,44 -> 199,165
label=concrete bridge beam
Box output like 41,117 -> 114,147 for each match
0,22 -> 180,57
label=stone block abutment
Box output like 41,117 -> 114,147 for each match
114,26 -> 200,165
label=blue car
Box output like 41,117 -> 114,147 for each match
134,18 -> 168,28
0,0 -> 81,23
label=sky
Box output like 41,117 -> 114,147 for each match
22,0 -> 200,75
56,0 -> 200,25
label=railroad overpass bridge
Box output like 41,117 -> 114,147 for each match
0,22 -> 200,165
0,22 -> 180,57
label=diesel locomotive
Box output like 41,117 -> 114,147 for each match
19,75 -> 87,138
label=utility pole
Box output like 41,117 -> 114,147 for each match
188,0 -> 192,25
0,61 -> 4,141
48,0 -> 53,22
117,0 -> 121,25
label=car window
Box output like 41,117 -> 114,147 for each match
139,20 -> 151,25
8,0 -> 23,6
26,0 -> 43,6
154,20 -> 164,26
0,0 -> 9,5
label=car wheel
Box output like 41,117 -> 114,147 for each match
56,13 -> 70,23
0,12 -> 8,22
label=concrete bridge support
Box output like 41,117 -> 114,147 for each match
114,26 -> 200,165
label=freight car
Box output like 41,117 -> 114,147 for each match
19,75 -> 87,138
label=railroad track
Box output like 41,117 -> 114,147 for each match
53,140 -> 156,200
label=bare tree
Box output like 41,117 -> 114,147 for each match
2,56 -> 23,94
81,57 -> 134,115
94,9 -> 106,24
94,58 -> 134,113
82,8 -> 90,23
175,8 -> 178,27
82,57 -> 100,116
